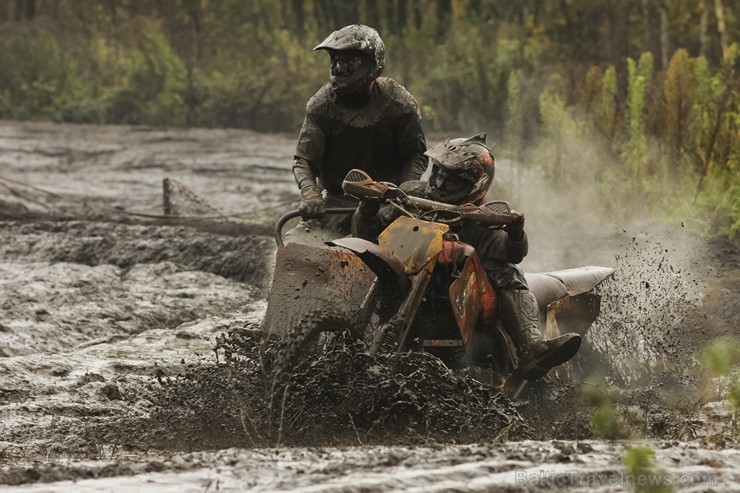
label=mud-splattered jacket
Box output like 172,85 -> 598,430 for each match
352,181 -> 529,289
293,77 -> 427,197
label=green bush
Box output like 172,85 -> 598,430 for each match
623,446 -> 673,493
582,379 -> 631,440
0,28 -> 69,119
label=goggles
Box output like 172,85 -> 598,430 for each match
430,165 -> 473,199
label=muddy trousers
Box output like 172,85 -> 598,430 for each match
497,289 -> 544,352
497,288 -> 582,380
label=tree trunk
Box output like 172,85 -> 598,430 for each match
316,0 -> 333,32
0,1 -> 10,21
106,0 -> 119,26
610,0 -> 629,79
291,0 -> 305,38
366,0 -> 381,31
436,0 -> 451,40
699,0 -> 710,58
412,0 -> 423,30
713,0 -> 728,57
385,0 -> 396,35
640,0 -> 658,62
397,0 -> 408,33
335,0 -> 358,28
15,0 -> 35,20
658,3 -> 670,70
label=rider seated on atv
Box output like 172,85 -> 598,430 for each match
351,133 -> 581,380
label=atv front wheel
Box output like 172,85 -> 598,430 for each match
270,309 -> 360,384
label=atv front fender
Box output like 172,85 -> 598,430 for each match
262,242 -> 376,337
328,237 -> 410,293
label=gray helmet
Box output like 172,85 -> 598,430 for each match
314,24 -> 385,82
425,133 -> 495,205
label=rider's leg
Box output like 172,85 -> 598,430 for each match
497,288 -> 544,354
497,288 -> 582,380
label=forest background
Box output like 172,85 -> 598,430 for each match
0,0 -> 738,237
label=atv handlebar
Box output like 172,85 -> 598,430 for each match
275,169 -> 517,247
342,168 -> 518,227
274,208 -> 357,247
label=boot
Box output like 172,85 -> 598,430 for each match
498,289 -> 582,380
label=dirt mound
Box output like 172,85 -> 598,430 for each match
0,218 -> 273,285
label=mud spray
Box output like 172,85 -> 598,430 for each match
494,155 -> 738,445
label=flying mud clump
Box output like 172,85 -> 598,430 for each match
587,232 -> 707,386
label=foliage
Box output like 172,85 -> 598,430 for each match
415,21 -> 529,132
582,378 -> 631,440
107,18 -> 188,124
622,53 -> 654,182
622,446 -> 673,493
0,0 -> 738,236
698,337 -> 740,413
0,28 -> 68,120
698,337 -> 740,377
537,87 -> 585,183
663,49 -> 696,174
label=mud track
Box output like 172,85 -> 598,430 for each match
0,122 -> 737,491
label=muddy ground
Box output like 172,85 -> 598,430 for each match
0,121 -> 737,491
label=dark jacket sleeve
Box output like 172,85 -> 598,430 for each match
293,112 -> 326,190
394,103 -> 427,184
463,222 -> 529,265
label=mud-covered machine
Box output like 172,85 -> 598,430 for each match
263,171 -> 613,387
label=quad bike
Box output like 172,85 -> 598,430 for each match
263,170 -> 613,396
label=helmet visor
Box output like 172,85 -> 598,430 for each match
330,51 -> 367,78
428,164 -> 474,203
328,50 -> 373,95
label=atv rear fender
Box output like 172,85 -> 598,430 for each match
526,266 -> 614,339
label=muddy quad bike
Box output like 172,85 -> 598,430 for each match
263,170 -> 613,395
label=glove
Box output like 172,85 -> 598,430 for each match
398,180 -> 428,197
357,199 -> 380,219
506,210 -> 525,241
378,203 -> 399,225
298,185 -> 325,220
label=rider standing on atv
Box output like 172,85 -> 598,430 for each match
289,24 -> 427,245
353,134 -> 581,380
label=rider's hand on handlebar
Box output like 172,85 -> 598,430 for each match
357,199 -> 381,218
299,185 -> 325,220
506,210 -> 525,241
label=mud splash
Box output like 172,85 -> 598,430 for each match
587,231 -> 707,385
118,329 -> 527,454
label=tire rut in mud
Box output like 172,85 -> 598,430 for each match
0,214 -> 275,464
